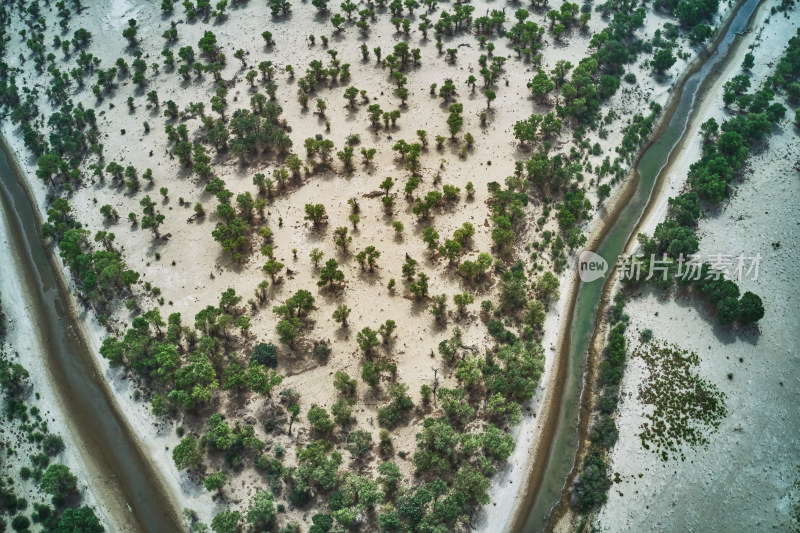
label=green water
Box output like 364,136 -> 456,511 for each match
522,0 -> 762,529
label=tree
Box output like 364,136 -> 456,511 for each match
485,89 -> 496,108
247,365 -> 284,396
355,246 -> 381,270
122,19 -> 138,46
56,507 -> 104,532
344,86 -> 359,108
277,318 -> 301,346
717,296 -> 740,325
251,343 -> 278,368
536,271 -> 560,303
305,203 -> 327,227
738,291 -> 764,324
288,404 -> 301,434
362,362 -> 379,387
378,320 -> 396,344
310,248 -> 324,266
308,406 -> 335,433
173,435 -> 202,470
447,109 -> 463,138
333,304 -> 351,326
429,294 -> 447,323
334,371 -> 357,395
41,464 -> 78,499
333,226 -> 352,250
332,398 -> 353,426
211,510 -> 241,533
453,291 -> 475,314
452,465 -> 491,506
332,12 -> 346,31
263,258 -> 285,282
247,490 -> 276,527
347,430 -> 373,459
319,258 -> 345,287
380,176 -> 394,196
357,327 -> 380,355
409,272 -> 429,299
140,210 -> 165,239
422,226 -> 439,250
651,49 -> 676,74
204,472 -> 228,494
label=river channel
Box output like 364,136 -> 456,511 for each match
519,0 -> 763,529
0,140 -> 182,532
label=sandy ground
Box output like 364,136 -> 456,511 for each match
595,3 -> 800,531
0,0 -> 746,528
0,208 -> 113,529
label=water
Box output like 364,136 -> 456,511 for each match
521,0 -> 762,529
0,145 -> 182,532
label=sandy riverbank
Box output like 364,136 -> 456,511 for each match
0,201 -> 116,529
594,2 -> 800,530
475,1 -> 741,530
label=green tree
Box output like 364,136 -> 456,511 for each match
263,258 -> 285,282
362,362 -> 379,387
40,464 -> 78,498
346,430 -> 373,459
409,272 -> 429,298
378,319 -> 396,344
56,507 -> 104,532
211,510 -> 241,533
357,327 -> 380,355
333,226 -> 352,250
380,176 -> 394,196
318,258 -> 345,287
453,291 -> 475,314
651,49 -> 676,74
738,291 -> 764,324
173,435 -> 202,470
247,365 -> 284,396
310,247 -> 324,266
251,342 -> 278,368
308,406 -> 336,433
332,304 -> 351,327
204,472 -> 228,494
276,318 -> 301,346
355,245 -> 381,270
305,203 -> 327,227
246,490 -> 276,528
332,397 -> 353,426
334,371 -> 357,395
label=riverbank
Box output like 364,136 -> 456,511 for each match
0,133 -> 188,530
480,0 -> 746,530
0,197 -> 115,530
594,1 -> 800,530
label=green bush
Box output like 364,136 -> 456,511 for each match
251,343 -> 278,368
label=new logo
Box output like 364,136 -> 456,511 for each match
578,250 -> 608,282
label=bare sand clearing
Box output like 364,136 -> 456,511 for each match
0,0 -> 745,527
594,4 -> 800,531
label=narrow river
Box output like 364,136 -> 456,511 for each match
0,144 -> 182,532
519,0 -> 762,530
